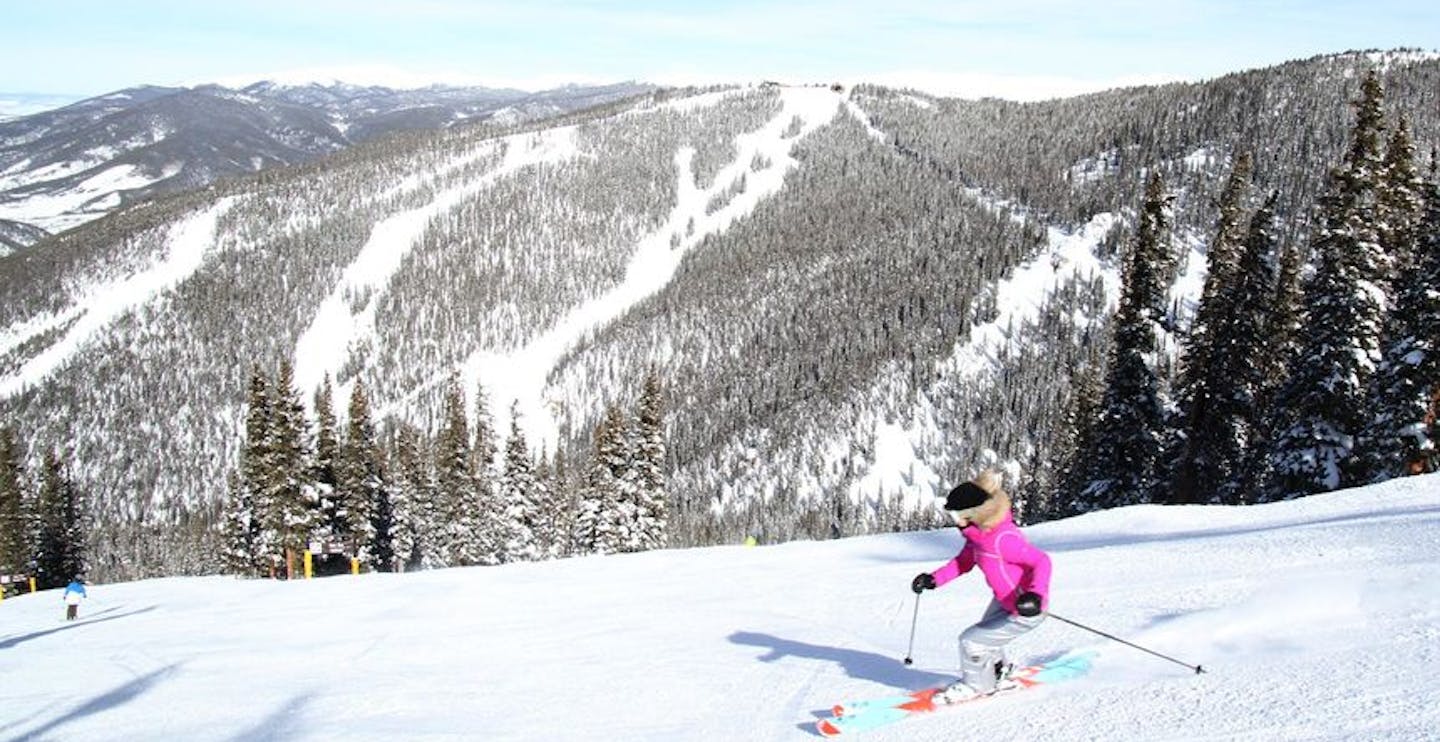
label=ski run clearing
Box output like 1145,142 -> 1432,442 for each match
3,473 -> 1437,741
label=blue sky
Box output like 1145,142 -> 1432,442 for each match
2,0 -> 1437,104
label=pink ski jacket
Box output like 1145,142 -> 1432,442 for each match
930,512 -> 1051,615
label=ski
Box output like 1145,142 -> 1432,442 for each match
815,652 -> 1093,737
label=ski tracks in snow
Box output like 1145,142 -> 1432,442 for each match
458,86 -> 844,450
290,129 -> 582,406
0,197 -> 238,399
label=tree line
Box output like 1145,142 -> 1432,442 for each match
1058,71 -> 1439,512
0,427 -> 88,593
222,364 -> 668,578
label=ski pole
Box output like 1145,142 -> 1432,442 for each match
1047,612 -> 1206,674
902,592 -> 921,666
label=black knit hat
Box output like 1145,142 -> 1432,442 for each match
943,482 -> 990,512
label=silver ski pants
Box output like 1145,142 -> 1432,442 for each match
959,598 -> 1044,692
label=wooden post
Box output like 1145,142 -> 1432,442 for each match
304,550 -> 314,579
350,558 -> 360,575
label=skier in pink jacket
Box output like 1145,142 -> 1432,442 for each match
911,470 -> 1051,703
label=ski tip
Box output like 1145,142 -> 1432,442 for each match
830,704 -> 845,717
816,718 -> 842,737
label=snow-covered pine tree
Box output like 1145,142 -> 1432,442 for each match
0,427 -> 30,581
1170,154 -> 1254,505
470,381 -> 504,563
219,473 -> 259,576
312,374 -> 341,539
433,375 -> 476,566
239,366 -> 275,574
1356,157 -> 1440,480
1238,237 -> 1308,500
1050,360 -> 1105,519
530,447 -> 562,559
339,378 -> 386,568
1208,193 -> 1284,502
575,406 -> 630,555
389,423 -> 430,570
499,402 -> 542,562
264,362 -> 320,578
1071,173 -> 1174,510
33,448 -> 85,589
634,372 -> 668,550
1265,72 -> 1389,499
1376,118 -> 1425,279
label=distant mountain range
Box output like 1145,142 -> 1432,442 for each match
0,80 -> 655,253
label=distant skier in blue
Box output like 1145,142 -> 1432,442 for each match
63,577 -> 87,620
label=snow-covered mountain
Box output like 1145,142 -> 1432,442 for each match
0,81 -> 653,251
2,473 -> 1436,740
0,51 -> 1436,578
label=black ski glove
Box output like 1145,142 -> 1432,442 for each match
911,573 -> 936,594
1015,591 -> 1043,617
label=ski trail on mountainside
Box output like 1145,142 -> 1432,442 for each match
461,86 -> 843,452
290,129 -> 580,405
0,197 -> 238,399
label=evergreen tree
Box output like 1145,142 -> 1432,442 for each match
433,375 -> 476,566
1376,118 -> 1425,277
531,447 -> 562,559
263,362 -> 320,577
220,473 -> 260,576
312,374 -> 341,542
470,381 -> 504,563
575,409 -> 629,555
1072,173 -> 1174,509
1051,360 -> 1105,519
1209,194 -> 1284,502
1266,72 -> 1389,498
1170,154 -> 1254,504
1177,152 -> 1254,401
339,378 -> 387,568
1356,159 -> 1440,479
389,423 -> 430,571
0,427 -> 29,581
499,402 -> 542,562
239,366 -> 275,574
634,372 -> 668,550
33,448 -> 86,589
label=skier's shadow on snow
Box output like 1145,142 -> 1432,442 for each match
729,630 -> 953,691
0,605 -> 158,650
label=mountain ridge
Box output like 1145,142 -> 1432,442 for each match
0,80 -> 656,251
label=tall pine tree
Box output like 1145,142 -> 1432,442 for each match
1357,158 -> 1440,479
33,448 -> 85,589
262,362 -> 320,577
499,402 -> 542,562
1266,72 -> 1389,498
390,423 -> 430,571
634,372 -> 668,550
1170,155 -> 1254,504
433,375 -> 477,566
0,427 -> 29,581
1070,173 -> 1174,510
339,378 -> 387,568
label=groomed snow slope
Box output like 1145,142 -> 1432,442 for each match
2,474 -> 1438,741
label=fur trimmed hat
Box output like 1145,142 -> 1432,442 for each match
942,470 -> 1005,511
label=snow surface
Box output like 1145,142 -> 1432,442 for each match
3,475 -> 1437,740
